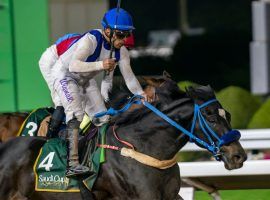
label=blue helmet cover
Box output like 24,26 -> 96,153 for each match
102,8 -> 135,31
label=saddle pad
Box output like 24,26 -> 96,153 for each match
33,124 -> 108,192
34,138 -> 80,192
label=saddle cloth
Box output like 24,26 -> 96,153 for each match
18,107 -> 108,192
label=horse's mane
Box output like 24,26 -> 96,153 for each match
108,76 -> 186,126
108,76 -> 216,126
108,76 -> 148,109
108,76 -> 153,125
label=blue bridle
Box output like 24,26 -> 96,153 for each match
95,95 -> 241,160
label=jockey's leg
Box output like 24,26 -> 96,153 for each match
47,106 -> 65,138
39,45 -> 65,138
38,45 -> 58,92
66,118 -> 90,177
85,79 -> 110,126
54,77 -> 90,177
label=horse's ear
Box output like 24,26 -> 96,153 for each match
206,84 -> 216,97
206,84 -> 213,90
163,71 -> 172,79
142,76 -> 164,87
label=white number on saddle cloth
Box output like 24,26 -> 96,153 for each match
38,152 -> 55,171
25,122 -> 38,136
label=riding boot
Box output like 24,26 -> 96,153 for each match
47,106 -> 65,138
66,118 -> 90,178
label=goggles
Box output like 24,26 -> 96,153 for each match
114,31 -> 131,39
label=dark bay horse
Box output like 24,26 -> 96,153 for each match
0,112 -> 28,143
0,75 -> 247,200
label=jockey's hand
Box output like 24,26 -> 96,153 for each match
103,58 -> 116,72
140,92 -> 153,103
105,99 -> 111,108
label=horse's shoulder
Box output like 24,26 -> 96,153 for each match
1,136 -> 46,154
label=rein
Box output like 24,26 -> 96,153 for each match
95,94 -> 241,163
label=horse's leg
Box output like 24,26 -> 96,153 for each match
159,166 -> 181,200
16,163 -> 36,200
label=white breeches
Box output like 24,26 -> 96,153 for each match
53,77 -> 108,123
39,45 -> 62,107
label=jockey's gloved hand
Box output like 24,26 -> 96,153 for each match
140,92 -> 153,103
105,99 -> 111,108
102,58 -> 116,72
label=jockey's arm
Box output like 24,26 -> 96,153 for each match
69,34 -> 104,73
119,47 -> 144,95
101,71 -> 114,101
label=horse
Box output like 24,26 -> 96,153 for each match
0,112 -> 28,143
0,74 -> 247,200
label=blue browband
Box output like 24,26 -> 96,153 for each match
95,95 -> 241,160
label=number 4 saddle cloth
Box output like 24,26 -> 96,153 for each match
34,138 -> 80,192
18,107 -> 107,192
34,127 -> 107,192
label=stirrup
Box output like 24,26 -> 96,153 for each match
65,165 -> 91,178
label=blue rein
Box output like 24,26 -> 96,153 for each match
94,95 -> 241,160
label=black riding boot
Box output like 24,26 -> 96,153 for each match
66,119 -> 90,178
47,106 -> 65,138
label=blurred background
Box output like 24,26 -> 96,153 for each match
1,0 -> 270,199
1,0 -> 270,130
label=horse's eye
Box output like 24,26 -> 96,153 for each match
207,115 -> 217,123
204,109 -> 212,115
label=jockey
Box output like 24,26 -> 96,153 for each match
41,8 -> 150,177
38,12 -> 135,138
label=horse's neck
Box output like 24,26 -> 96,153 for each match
112,112 -> 189,160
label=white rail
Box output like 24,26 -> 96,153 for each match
179,160 -> 270,177
178,129 -> 270,200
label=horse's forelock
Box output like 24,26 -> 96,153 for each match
186,85 -> 215,102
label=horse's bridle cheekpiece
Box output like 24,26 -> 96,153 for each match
95,95 -> 241,161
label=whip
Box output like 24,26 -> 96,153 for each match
106,0 -> 122,75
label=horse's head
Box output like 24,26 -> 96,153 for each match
110,72 -> 246,170
185,85 -> 247,170
143,72 -> 246,170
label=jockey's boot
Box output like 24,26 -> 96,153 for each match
47,106 -> 65,138
66,119 -> 90,178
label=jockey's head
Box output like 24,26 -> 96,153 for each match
102,8 -> 134,49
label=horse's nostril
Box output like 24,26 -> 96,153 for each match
233,154 -> 246,164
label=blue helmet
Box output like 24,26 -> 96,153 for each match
102,8 -> 135,31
